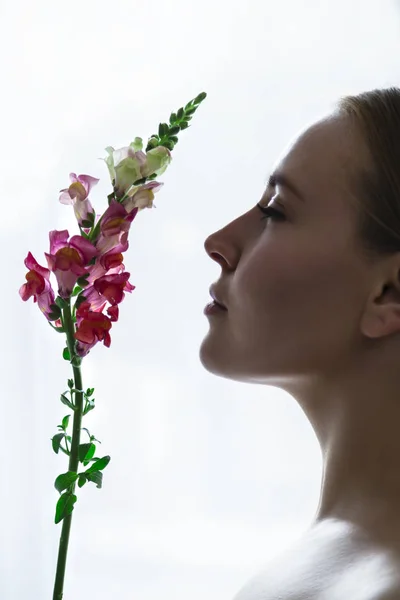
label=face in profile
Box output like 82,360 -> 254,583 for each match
199,113 -> 375,394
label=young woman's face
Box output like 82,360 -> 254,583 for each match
200,114 -> 374,390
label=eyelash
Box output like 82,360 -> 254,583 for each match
256,203 -> 286,221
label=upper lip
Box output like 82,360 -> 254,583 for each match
209,285 -> 227,309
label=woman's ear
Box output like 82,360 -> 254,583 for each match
361,269 -> 400,339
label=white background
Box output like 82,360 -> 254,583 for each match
2,0 -> 400,598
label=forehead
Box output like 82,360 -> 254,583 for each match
273,114 -> 363,208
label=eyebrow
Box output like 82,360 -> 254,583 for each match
266,170 -> 306,202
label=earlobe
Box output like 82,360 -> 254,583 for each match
362,313 -> 400,339
361,311 -> 386,339
361,281 -> 400,339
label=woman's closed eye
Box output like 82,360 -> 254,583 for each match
256,203 -> 286,221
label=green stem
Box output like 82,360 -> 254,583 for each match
88,214 -> 104,244
53,299 -> 84,600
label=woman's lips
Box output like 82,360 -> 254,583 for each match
209,284 -> 227,310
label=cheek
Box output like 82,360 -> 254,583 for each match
232,244 -> 359,361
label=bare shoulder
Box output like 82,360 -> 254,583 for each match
232,520 -> 400,600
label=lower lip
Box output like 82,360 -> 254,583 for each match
203,301 -> 228,315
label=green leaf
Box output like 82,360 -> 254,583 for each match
194,91 -> 207,103
68,379 -> 74,389
77,474 -> 87,488
84,455 -> 111,474
55,296 -> 68,310
52,433 -> 65,454
86,387 -> 94,397
49,303 -> 61,316
78,442 -> 96,464
61,415 -> 70,430
180,122 -> 189,130
86,471 -> 103,489
63,347 -> 70,361
169,136 -> 179,143
55,492 -> 77,524
158,122 -> 169,137
177,107 -> 185,119
132,176 -> 147,186
76,275 -> 90,288
60,393 -> 75,411
81,219 -> 92,228
185,106 -> 196,115
74,294 -> 87,310
71,285 -> 83,297
83,398 -> 95,416
169,112 -> 177,123
146,138 -> 159,151
168,126 -> 180,136
54,471 -> 79,494
47,313 -> 60,322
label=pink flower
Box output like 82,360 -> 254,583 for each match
86,232 -> 129,285
83,272 -> 135,311
45,230 -> 98,299
59,173 -> 99,227
95,200 -> 138,256
19,252 -> 56,320
74,301 -> 118,357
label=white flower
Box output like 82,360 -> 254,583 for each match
102,139 -> 172,198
